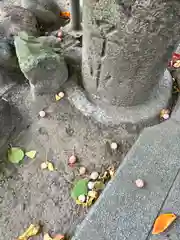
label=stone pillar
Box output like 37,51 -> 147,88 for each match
69,0 -> 81,31
82,0 -> 180,107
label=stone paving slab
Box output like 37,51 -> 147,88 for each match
148,171 -> 180,240
72,120 -> 180,240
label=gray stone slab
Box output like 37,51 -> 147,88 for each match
148,172 -> 180,240
171,97 -> 180,123
72,120 -> 180,240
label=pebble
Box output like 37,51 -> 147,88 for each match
39,110 -> 46,118
88,181 -> 95,190
79,166 -> 86,175
135,179 -> 144,188
78,194 -> 86,203
58,92 -> 65,98
90,171 -> 99,180
68,155 -> 77,165
111,142 -> 118,150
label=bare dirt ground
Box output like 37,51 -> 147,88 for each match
0,83 -> 134,240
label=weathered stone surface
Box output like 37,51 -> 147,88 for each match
0,38 -> 18,69
21,0 -> 60,31
0,67 -> 25,96
14,32 -> 68,94
82,0 -> 180,107
0,5 -> 39,39
72,120 -> 180,240
0,98 -> 22,151
66,69 -> 171,133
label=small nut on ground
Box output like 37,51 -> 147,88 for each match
135,179 -> 144,188
39,110 -> 46,118
58,92 -> 65,98
88,181 -> 95,190
90,171 -> 99,180
68,155 -> 77,164
111,142 -> 118,150
78,194 -> 86,203
79,166 -> 86,175
41,162 -> 48,169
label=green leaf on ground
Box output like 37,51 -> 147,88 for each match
8,147 -> 24,163
71,179 -> 89,200
94,181 -> 105,191
25,150 -> 37,159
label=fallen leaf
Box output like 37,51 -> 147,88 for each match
8,147 -> 24,163
18,224 -> 40,240
99,171 -> 110,182
152,213 -> 176,235
25,150 -> 37,159
107,166 -> 115,178
60,11 -> 70,18
53,234 -> 65,240
173,61 -> 180,68
44,233 -> 53,240
47,161 -> 55,171
55,94 -> 61,101
86,196 -> 96,207
94,181 -> 105,191
71,179 -> 89,200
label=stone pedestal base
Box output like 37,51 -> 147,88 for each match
66,69 -> 172,133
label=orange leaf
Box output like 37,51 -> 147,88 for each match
152,213 -> 176,235
60,12 -> 70,18
53,234 -> 65,240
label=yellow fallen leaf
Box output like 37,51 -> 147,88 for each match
25,150 -> 37,159
18,224 -> 40,240
55,94 -> 61,101
44,233 -> 53,240
174,60 -> 180,68
152,213 -> 176,235
47,161 -> 55,171
108,166 -> 115,178
86,196 -> 97,207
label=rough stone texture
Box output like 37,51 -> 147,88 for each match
0,67 -> 25,96
0,98 -> 23,151
66,70 -> 171,133
21,0 -> 61,31
82,0 -> 180,107
0,5 -> 39,39
72,120 -> 180,240
14,32 -> 68,95
0,38 -> 18,69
